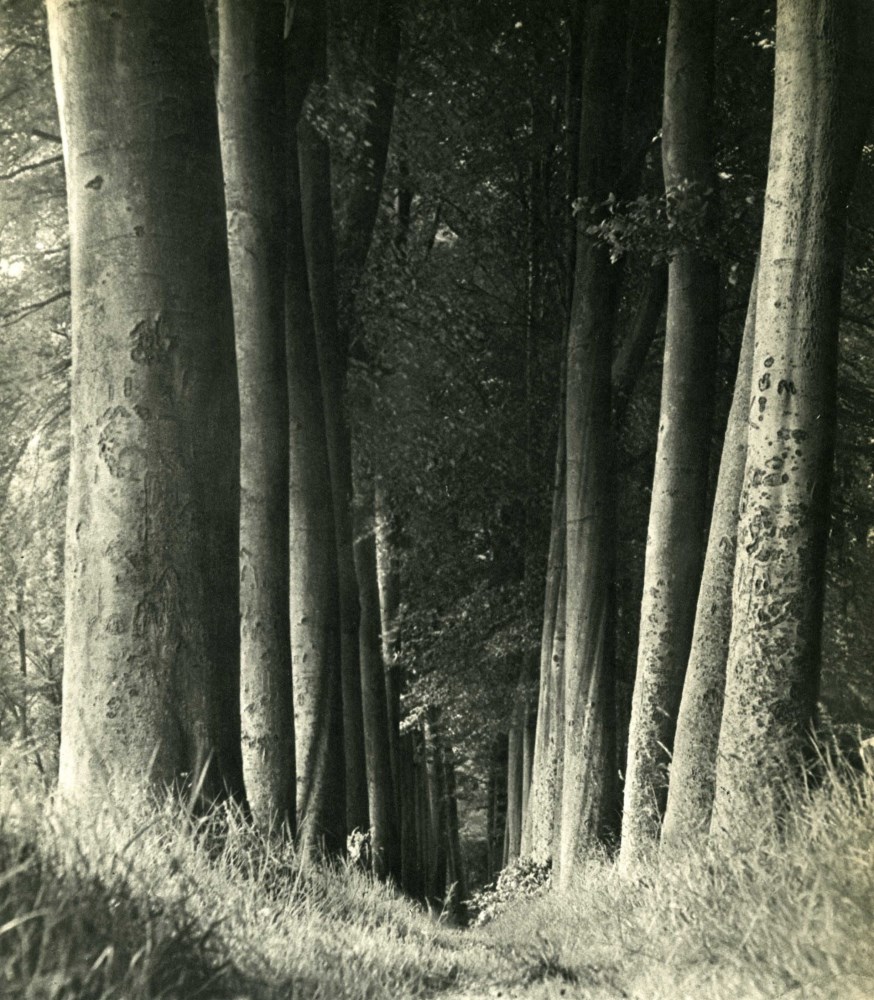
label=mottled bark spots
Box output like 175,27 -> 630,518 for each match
129,314 -> 174,364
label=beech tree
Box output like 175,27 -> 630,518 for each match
559,0 -> 627,881
217,0 -> 293,831
47,0 -> 243,804
660,265 -> 758,849
286,4 -> 347,861
711,0 -> 874,839
620,0 -> 719,871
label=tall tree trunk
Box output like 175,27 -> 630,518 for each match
399,730 -> 424,898
352,486 -> 401,880
486,732 -> 508,881
49,0 -> 243,805
285,10 -> 347,859
661,265 -> 758,850
611,265 -> 668,424
297,3 -> 370,837
423,707 -> 448,903
443,740 -> 468,921
711,0 -> 873,840
558,0 -> 627,884
523,435 -> 565,860
375,480 -> 402,794
336,0 -> 400,287
619,0 -> 719,872
505,666 -> 525,864
217,0 -> 293,832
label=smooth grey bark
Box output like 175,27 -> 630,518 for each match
297,3 -> 370,836
619,0 -> 719,873
522,434 -> 565,860
352,487 -> 401,880
285,7 -> 346,859
660,264 -> 758,850
558,0 -> 627,885
50,0 -> 243,805
375,480 -> 402,794
217,0 -> 293,832
711,0 -> 874,841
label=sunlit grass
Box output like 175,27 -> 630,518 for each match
483,761 -> 874,999
2,746 -> 872,999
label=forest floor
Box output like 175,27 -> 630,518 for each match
1,749 -> 872,1000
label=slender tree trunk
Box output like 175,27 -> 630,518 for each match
297,5 -> 370,837
505,670 -> 525,864
661,265 -> 758,850
619,0 -> 719,872
611,265 -> 668,424
352,486 -> 401,880
558,0 -> 627,884
486,733 -> 508,880
336,0 -> 400,286
49,0 -> 242,805
443,741 -> 468,921
217,0 -> 293,832
285,15 -> 346,858
711,0 -> 873,840
423,708 -> 448,903
523,438 -> 565,860
375,480 -> 402,794
399,730 -> 424,897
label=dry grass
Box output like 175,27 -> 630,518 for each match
2,747 -> 872,999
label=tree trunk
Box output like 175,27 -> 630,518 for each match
711,0 -> 873,840
285,19 -> 346,858
486,733 -> 508,881
522,441 -> 565,861
399,729 -> 424,898
297,4 -> 370,837
660,264 -> 758,850
217,0 -> 293,832
611,265 -> 668,424
352,486 -> 401,880
619,0 -> 719,872
558,0 -> 627,884
49,0 -> 243,805
423,707 -> 448,903
375,480 -> 402,794
443,740 -> 468,921
505,674 -> 524,864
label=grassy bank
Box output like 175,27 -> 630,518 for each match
1,750 -> 872,999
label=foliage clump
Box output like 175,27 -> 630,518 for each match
467,854 -> 551,926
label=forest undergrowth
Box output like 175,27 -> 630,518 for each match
0,747 -> 872,1000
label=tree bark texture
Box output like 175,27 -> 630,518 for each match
375,480 -> 402,795
660,264 -> 758,851
285,128 -> 346,863
558,0 -> 627,884
50,0 -> 243,805
217,0 -> 293,832
619,0 -> 719,872
297,5 -> 370,836
352,488 -> 401,880
711,0 -> 873,841
522,345 -> 566,862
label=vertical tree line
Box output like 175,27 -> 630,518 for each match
36,0 -> 874,897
